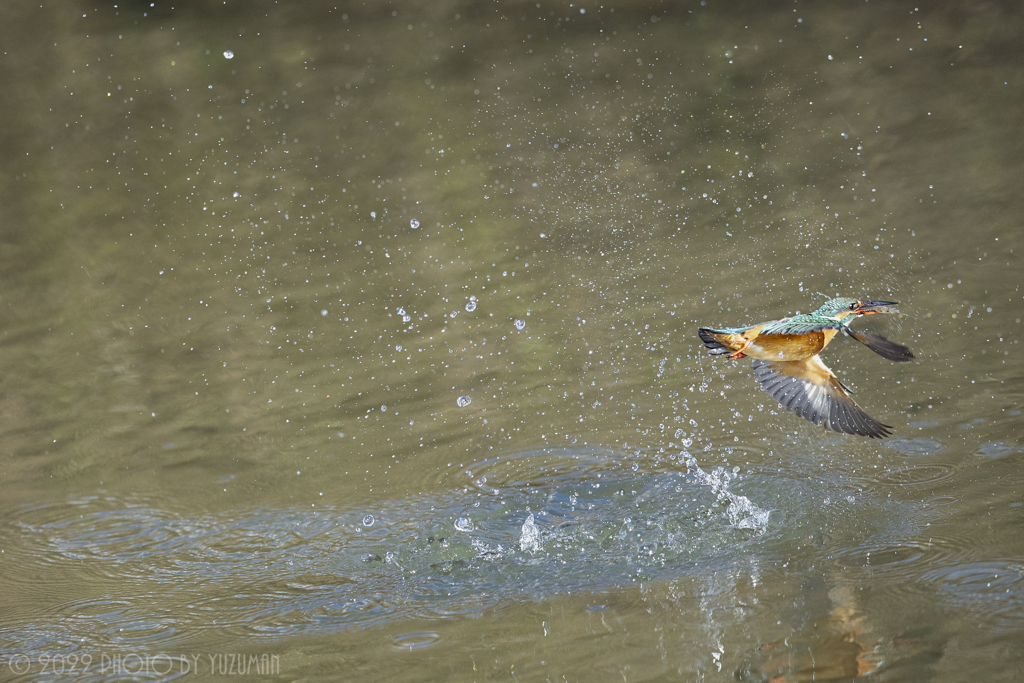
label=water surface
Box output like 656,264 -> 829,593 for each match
2,1 -> 1023,680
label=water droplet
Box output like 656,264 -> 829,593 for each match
465,300 -> 477,312
396,307 -> 406,316
233,191 -> 240,197
321,309 -> 328,317
514,319 -> 526,330
410,218 -> 420,229
402,314 -> 411,322
363,514 -> 375,527
381,404 -> 387,412
370,211 -> 377,219
450,310 -> 458,318
674,428 -> 684,439
457,396 -> 472,407
337,432 -> 345,438
223,50 -> 234,59
396,344 -> 402,352
455,517 -> 473,532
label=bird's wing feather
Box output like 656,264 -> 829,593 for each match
751,357 -> 892,438
845,328 -> 915,362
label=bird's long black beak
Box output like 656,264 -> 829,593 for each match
853,300 -> 899,315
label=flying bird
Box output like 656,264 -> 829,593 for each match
697,298 -> 914,438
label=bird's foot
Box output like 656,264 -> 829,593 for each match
726,338 -> 751,360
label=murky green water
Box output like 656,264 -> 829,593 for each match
2,1 -> 1023,680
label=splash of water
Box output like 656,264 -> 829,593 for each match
684,455 -> 770,532
519,513 -> 543,554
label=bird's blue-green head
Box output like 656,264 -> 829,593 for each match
814,297 -> 899,320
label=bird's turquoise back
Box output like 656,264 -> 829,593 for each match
704,324 -> 758,335
759,314 -> 843,336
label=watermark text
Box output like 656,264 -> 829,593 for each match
5,652 -> 280,676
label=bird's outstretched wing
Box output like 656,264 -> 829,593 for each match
844,328 -> 915,362
751,357 -> 893,438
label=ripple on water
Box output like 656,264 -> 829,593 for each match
973,441 -> 1018,459
6,500 -> 198,593
885,437 -> 947,457
921,561 -> 1024,632
831,543 -> 926,570
40,596 -> 186,648
828,531 -> 973,576
2,448 -> 936,652
57,598 -> 132,620
392,631 -> 440,651
877,463 -> 956,487
813,487 -> 969,577
820,489 -> 977,611
455,446 -> 615,495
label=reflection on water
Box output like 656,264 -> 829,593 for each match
2,0 -> 1024,680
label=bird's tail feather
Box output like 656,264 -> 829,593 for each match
698,327 -> 742,356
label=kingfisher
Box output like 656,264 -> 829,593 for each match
698,298 -> 914,438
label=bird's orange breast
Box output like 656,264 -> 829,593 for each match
744,328 -> 838,361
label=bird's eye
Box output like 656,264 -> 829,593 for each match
849,302 -> 858,310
